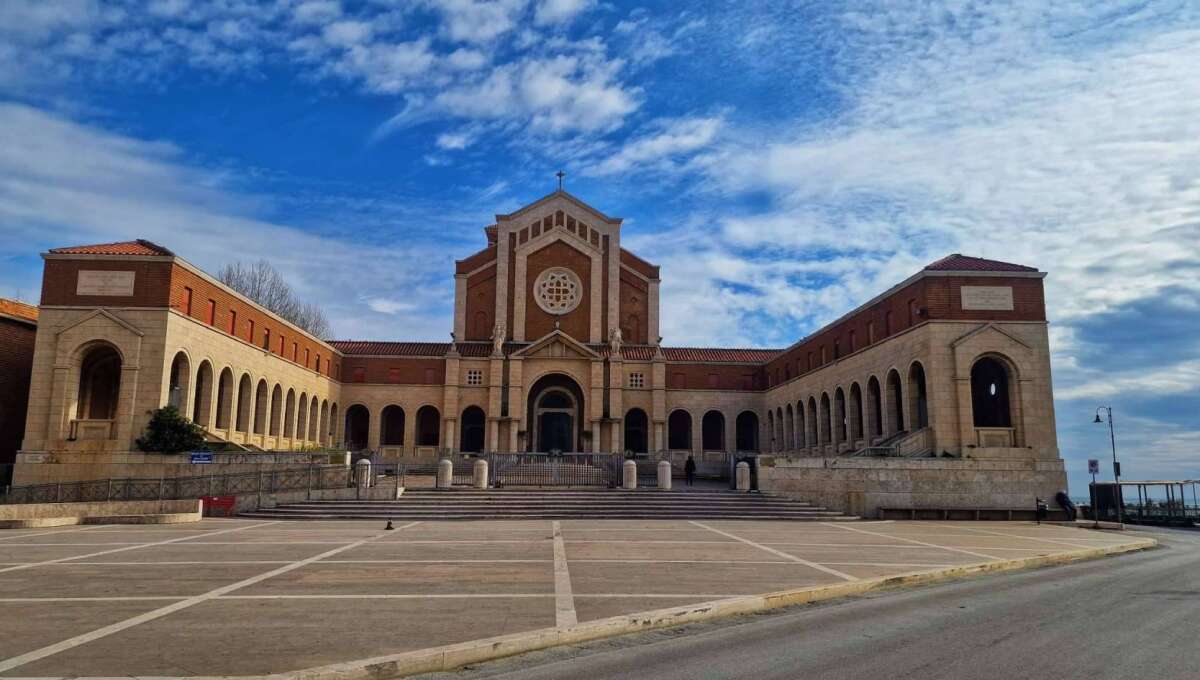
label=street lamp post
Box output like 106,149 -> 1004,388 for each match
1093,406 -> 1122,524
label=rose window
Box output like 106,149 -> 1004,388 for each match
534,268 -> 582,314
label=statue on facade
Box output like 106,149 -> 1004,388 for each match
608,326 -> 623,356
491,321 -> 506,356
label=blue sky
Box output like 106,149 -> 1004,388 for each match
1,0 -> 1198,493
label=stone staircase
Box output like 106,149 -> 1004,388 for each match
240,489 -> 856,521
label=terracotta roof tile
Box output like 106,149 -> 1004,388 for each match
924,253 -> 1037,273
329,341 -> 450,357
662,347 -> 781,363
0,298 -> 38,324
49,239 -> 174,257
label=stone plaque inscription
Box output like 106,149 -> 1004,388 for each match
77,270 -> 136,296
961,286 -> 1013,311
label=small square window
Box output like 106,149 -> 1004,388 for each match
466,369 -> 483,386
628,372 -> 645,388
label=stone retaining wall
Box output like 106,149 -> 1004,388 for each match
0,499 -> 201,528
757,455 -> 1067,518
12,451 -> 349,485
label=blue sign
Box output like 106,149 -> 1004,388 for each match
190,452 -> 214,464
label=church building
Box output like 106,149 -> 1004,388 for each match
14,189 -> 1067,513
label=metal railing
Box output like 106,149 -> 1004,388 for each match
0,465 -> 355,505
489,453 -> 619,487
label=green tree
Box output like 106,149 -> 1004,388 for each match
135,406 -> 207,454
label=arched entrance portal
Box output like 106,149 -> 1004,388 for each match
526,374 -> 585,452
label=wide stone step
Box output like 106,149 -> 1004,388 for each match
241,512 -> 854,521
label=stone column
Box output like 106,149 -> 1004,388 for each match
473,458 -> 488,489
736,461 -> 750,491
436,458 -> 453,489
657,459 -> 671,490
622,459 -> 637,489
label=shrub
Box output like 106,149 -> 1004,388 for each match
136,406 -> 207,454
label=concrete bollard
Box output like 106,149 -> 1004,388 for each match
623,459 -> 638,490
354,458 -> 372,489
473,458 -> 489,489
657,460 -> 672,490
341,451 -> 352,467
437,458 -> 453,489
735,461 -> 751,491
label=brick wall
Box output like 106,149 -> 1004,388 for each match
340,357 -> 447,385
40,258 -> 174,308
0,315 -> 36,465
464,266 -> 497,341
765,275 -> 1045,385
525,240 -> 592,340
166,264 -> 341,380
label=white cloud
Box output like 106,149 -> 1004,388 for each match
430,0 -> 529,44
587,116 -> 721,176
434,55 -> 639,133
291,0 -> 341,25
1057,360 -> 1200,401
0,103 -> 456,340
533,0 -> 593,26
436,129 -> 476,149
322,20 -> 372,47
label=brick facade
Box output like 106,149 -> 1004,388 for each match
0,300 -> 37,469
14,190 -> 1065,508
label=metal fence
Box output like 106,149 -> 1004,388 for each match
489,453 -> 619,487
0,465 -> 355,505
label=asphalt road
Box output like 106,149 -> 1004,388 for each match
422,526 -> 1200,680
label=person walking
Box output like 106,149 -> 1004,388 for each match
684,454 -> 697,487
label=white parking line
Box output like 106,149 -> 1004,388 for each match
942,524 -> 1108,550
821,523 -> 1001,560
689,522 -> 858,581
0,526 -> 103,542
552,521 -> 577,628
0,522 -> 281,575
0,521 -> 419,674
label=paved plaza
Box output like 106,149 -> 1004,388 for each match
0,518 -> 1150,678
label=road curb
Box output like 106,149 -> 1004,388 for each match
280,534 -> 1155,680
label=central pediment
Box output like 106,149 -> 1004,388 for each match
496,189 -> 622,226
512,330 -> 599,360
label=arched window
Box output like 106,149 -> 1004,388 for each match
328,403 -> 339,443
193,361 -> 214,426
867,377 -> 883,440
819,393 -> 832,445
971,357 -> 1012,427
849,383 -> 864,442
886,370 -> 904,434
215,368 -> 234,429
795,402 -> 806,448
78,345 -> 122,420
766,411 -> 775,451
624,408 -> 648,453
308,398 -> 319,440
460,406 -> 486,453
668,410 -> 692,450
236,375 -> 253,432
416,405 -> 441,447
909,362 -> 929,429
252,379 -> 268,435
269,384 -> 283,436
702,411 -> 725,451
380,405 -> 405,445
785,405 -> 794,450
296,393 -> 308,441
735,411 -> 759,451
834,389 -> 847,444
807,397 -> 818,446
344,405 -> 370,450
167,352 -> 190,412
319,400 -> 329,445
283,389 -> 296,438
